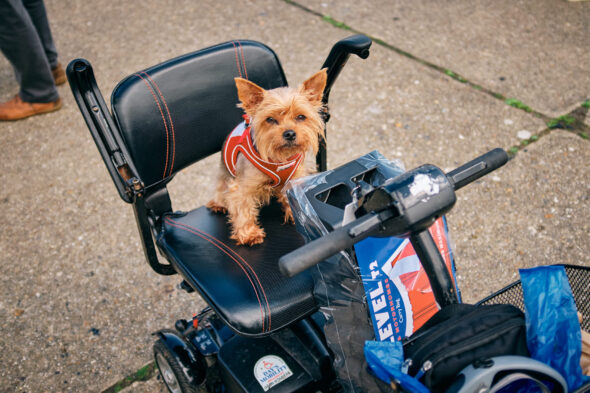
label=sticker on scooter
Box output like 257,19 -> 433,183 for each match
253,355 -> 293,391
409,173 -> 440,197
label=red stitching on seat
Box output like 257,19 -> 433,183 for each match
165,218 -> 272,331
164,217 -> 268,332
231,41 -> 243,78
165,217 -> 272,332
135,73 -> 170,179
236,41 -> 248,80
142,72 -> 176,177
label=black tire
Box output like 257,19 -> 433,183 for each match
154,339 -> 207,393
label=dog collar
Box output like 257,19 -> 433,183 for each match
222,117 -> 303,189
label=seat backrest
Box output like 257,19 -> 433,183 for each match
111,40 -> 288,189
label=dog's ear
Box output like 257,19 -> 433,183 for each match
235,78 -> 265,112
300,68 -> 327,105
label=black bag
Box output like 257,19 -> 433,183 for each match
402,303 -> 529,392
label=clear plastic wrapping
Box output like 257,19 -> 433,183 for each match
286,151 -> 457,392
287,151 -> 402,392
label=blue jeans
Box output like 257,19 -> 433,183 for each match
0,0 -> 59,102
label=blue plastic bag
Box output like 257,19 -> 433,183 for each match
520,265 -> 590,391
364,340 -> 430,393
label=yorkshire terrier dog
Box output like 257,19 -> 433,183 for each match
206,69 -> 327,246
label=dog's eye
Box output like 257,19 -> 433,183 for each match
296,114 -> 306,122
266,117 -> 278,124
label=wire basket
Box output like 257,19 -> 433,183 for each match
475,265 -> 590,393
476,264 -> 590,331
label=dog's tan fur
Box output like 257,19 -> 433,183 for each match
207,69 -> 327,245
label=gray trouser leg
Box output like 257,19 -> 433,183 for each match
23,0 -> 58,69
0,0 -> 59,103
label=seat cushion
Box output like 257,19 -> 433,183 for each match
110,40 -> 288,189
157,201 -> 316,336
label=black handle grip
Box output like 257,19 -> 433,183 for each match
279,214 -> 381,277
447,148 -> 508,190
330,34 -> 372,59
321,35 -> 372,104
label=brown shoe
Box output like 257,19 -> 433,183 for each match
0,95 -> 62,121
52,63 -> 67,86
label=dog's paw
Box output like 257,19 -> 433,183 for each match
206,200 -> 227,214
232,225 -> 266,246
283,209 -> 295,225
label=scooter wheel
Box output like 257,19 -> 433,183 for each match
154,339 -> 206,393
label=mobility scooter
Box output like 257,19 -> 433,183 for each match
67,34 -> 590,393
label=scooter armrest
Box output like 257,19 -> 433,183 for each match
321,34 -> 372,104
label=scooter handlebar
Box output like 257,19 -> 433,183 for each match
279,148 -> 509,277
278,214 -> 383,277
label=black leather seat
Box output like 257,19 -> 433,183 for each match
111,40 -> 289,188
108,40 -> 317,336
158,201 -> 315,336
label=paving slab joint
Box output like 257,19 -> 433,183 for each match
281,1 -> 589,156
507,100 -> 590,155
282,0 -> 556,119
101,361 -> 157,393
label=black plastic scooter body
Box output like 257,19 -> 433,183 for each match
173,311 -> 335,393
304,150 -> 403,232
218,335 -> 313,393
359,164 -> 456,236
156,330 -> 208,386
303,152 -> 456,237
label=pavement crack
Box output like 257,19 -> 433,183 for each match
282,0 -> 589,153
101,361 -> 157,393
281,1 -> 554,117
507,101 -> 589,155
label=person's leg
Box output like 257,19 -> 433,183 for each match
23,0 -> 65,85
0,0 -> 58,103
23,0 -> 58,69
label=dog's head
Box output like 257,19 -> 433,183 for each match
235,69 -> 327,162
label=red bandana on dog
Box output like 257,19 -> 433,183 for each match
223,117 -> 303,189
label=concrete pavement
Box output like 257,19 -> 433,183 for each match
0,1 -> 588,392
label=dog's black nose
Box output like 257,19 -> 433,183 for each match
283,130 -> 296,141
